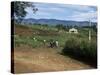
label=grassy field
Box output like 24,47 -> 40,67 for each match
14,24 -> 97,47
13,24 -> 97,73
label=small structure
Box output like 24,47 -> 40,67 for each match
69,28 -> 78,34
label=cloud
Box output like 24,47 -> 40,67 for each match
66,11 -> 97,22
25,2 -> 97,22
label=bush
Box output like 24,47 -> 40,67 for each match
62,37 -> 97,66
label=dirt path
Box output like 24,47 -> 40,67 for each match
13,46 -> 93,74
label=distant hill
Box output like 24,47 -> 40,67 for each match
15,18 -> 97,27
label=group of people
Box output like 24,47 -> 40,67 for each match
33,37 -> 59,48
49,40 -> 59,48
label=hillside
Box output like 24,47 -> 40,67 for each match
15,18 -> 97,26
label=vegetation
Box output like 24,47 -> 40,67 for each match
62,34 -> 97,67
62,37 -> 97,59
55,24 -> 67,31
11,1 -> 38,23
14,24 -> 97,67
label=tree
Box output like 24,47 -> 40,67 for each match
11,1 -> 38,23
42,24 -> 48,27
56,24 -> 67,31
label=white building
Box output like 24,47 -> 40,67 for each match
69,28 -> 78,34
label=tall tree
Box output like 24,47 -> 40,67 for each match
11,1 -> 38,23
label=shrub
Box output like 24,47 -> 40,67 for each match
62,37 -> 97,66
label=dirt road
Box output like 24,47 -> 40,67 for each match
13,46 -> 93,74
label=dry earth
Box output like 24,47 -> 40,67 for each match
12,46 -> 94,74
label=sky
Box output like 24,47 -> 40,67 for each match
25,2 -> 97,22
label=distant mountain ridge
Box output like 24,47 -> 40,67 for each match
16,18 -> 97,26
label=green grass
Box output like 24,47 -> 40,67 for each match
14,24 -> 97,48
62,36 -> 97,67
14,24 -> 97,67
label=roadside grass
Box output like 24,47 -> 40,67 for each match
62,36 -> 97,67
